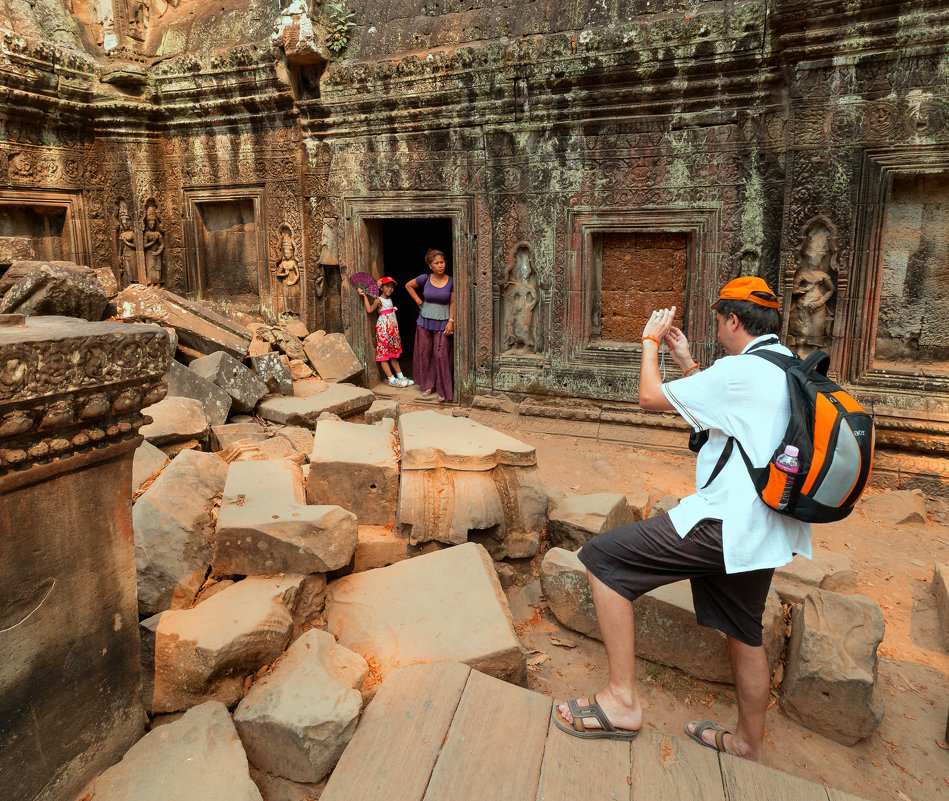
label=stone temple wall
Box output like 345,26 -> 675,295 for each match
1,0 -> 949,485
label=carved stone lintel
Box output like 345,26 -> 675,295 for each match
0,318 -> 171,475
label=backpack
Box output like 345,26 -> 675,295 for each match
702,339 -> 875,523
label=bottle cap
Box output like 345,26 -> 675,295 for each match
784,445 -> 799,457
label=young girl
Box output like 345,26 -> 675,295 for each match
359,277 -> 414,387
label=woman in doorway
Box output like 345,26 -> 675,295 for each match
406,249 -> 455,401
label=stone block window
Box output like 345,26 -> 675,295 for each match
0,190 -> 89,268
593,231 -> 689,342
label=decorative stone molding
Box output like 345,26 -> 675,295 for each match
0,316 -> 170,475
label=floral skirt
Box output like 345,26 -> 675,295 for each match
375,312 -> 402,361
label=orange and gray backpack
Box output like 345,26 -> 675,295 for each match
702,338 -> 875,523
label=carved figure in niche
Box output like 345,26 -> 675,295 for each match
129,0 -> 149,32
142,199 -> 165,286
503,246 -> 538,354
115,199 -> 136,288
275,227 -> 302,318
788,221 -> 837,356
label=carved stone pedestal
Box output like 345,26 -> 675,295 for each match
0,315 -> 170,801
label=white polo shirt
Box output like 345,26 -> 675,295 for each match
661,335 -> 812,573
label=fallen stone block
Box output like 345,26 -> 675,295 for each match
365,398 -> 400,424
219,438 -> 303,464
234,630 -> 367,783
859,489 -> 927,525
540,547 -> 784,683
773,549 -> 857,604
133,449 -> 228,615
251,352 -> 294,395
625,488 -> 651,521
253,325 -> 308,362
249,767 -> 325,801
115,284 -> 252,360
303,332 -> 363,383
190,351 -> 269,414
214,459 -> 357,576
92,266 -> 119,298
353,525 -> 409,572
781,589 -> 885,744
934,563 -> 949,653
140,575 -> 302,713
257,381 -> 375,427
132,439 -> 170,493
307,418 -> 400,525
289,359 -> 314,379
398,411 -> 547,559
284,319 -> 310,340
210,422 -> 269,451
547,493 -> 633,550
82,701 -> 263,801
164,359 -> 233,426
0,236 -> 33,265
140,396 -> 209,446
0,260 -> 109,320
649,494 -> 681,518
326,542 -> 525,684
275,426 -> 315,458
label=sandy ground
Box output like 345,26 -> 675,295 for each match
489,425 -> 949,801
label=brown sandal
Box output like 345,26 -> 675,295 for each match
554,697 -> 641,741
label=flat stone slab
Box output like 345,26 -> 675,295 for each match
366,399 -> 400,424
397,412 -> 546,559
353,526 -> 409,572
547,493 -> 634,550
132,439 -> 170,493
214,459 -> 357,576
141,576 -> 303,713
399,410 -> 536,470
540,547 -> 784,684
773,549 -> 857,603
781,589 -> 885,745
234,630 -> 367,783
83,701 -> 262,801
211,422 -> 269,451
325,542 -> 525,684
303,332 -> 363,383
257,382 -> 375,427
115,284 -> 251,360
140,396 -> 209,446
133,449 -> 228,616
307,418 -> 400,525
190,351 -> 269,415
0,260 -> 109,320
859,489 -> 927,525
164,359 -> 232,426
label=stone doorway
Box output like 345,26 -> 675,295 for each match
0,190 -> 89,273
342,196 -> 475,400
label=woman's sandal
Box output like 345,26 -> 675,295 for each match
553,697 -> 641,741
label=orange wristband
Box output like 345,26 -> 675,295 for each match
683,363 -> 701,376
641,335 -> 661,346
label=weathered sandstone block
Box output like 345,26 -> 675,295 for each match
353,525 -> 409,572
365,398 -> 400,424
303,331 -> 363,383
115,284 -> 252,360
250,352 -> 294,395
140,576 -> 302,714
325,542 -> 525,684
257,380 -> 375,427
234,630 -> 367,783
398,411 -> 547,559
859,489 -> 927,525
82,701 -> 263,801
547,493 -> 633,550
307,418 -> 400,525
190,351 -> 269,414
219,437 -> 303,464
210,422 -> 268,450
781,589 -> 885,745
164,359 -> 232,425
625,488 -> 651,521
773,549 -> 857,604
541,547 -> 784,683
133,449 -> 228,615
132,439 -> 170,493
0,260 -> 109,320
139,395 -> 209,446
214,459 -> 357,576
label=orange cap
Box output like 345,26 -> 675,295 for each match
713,276 -> 779,309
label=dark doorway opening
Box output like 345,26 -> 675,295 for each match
376,218 -> 453,379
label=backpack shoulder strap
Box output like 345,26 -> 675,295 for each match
700,436 -> 759,490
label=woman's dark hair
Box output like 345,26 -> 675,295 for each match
715,298 -> 781,336
425,248 -> 447,267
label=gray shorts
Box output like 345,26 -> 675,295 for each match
577,514 -> 774,647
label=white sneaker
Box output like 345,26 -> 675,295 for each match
399,377 -> 414,386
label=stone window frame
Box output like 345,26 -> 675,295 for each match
0,189 -> 90,266
341,194 -> 475,397
847,147 -> 949,393
182,186 -> 270,312
564,205 -> 721,373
